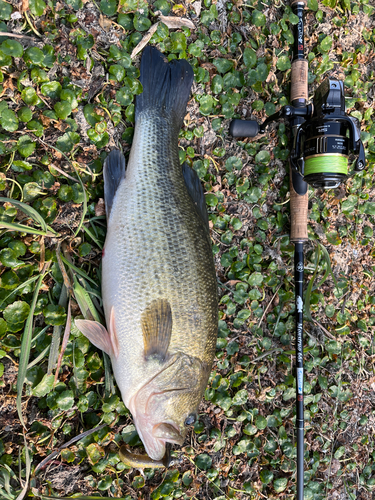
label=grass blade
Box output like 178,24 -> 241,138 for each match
60,254 -> 98,288
0,196 -> 48,231
0,274 -> 41,309
16,263 -> 50,428
317,241 -> 338,288
0,220 -> 57,236
15,431 -> 31,500
54,297 -> 72,385
47,284 -> 68,375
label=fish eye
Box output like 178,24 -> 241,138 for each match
184,413 -> 197,426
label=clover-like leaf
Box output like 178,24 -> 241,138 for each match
1,39 -> 23,57
43,304 -> 67,326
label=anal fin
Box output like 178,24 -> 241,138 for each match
141,299 -> 172,361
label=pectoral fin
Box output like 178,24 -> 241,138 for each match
141,299 -> 172,361
75,308 -> 119,358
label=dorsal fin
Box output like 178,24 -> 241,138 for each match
141,299 -> 172,361
103,149 -> 126,219
182,162 -> 209,232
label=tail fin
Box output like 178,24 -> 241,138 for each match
136,46 -> 194,128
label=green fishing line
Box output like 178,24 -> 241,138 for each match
305,155 -> 348,176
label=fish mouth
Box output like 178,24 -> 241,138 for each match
152,422 -> 184,445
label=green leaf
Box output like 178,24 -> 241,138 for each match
41,81 -> 62,99
248,272 -> 263,286
213,58 -> 234,74
308,0 -> 319,11
56,131 -> 80,152
54,101 -> 72,120
0,39 -> 23,57
0,0 -> 12,20
18,106 -> 33,123
43,304 -> 67,326
205,193 -> 218,207
100,0 -> 117,16
0,248 -> 23,268
318,35 -> 333,53
29,0 -> 46,16
260,469 -> 274,484
195,453 -> 212,471
361,202 -> 375,215
32,373 -> 54,397
252,9 -> 266,27
56,390 -> 74,410
232,389 -> 248,406
24,46 -> 45,65
276,54 -> 291,71
255,415 -> 267,429
86,442 -> 105,465
23,182 -> 46,202
273,477 -> 288,492
0,108 -> 18,132
133,14 -> 151,31
21,87 -> 41,106
109,64 -> 125,82
171,32 -> 186,52
243,47 -> 257,69
255,150 -> 271,164
199,95 -> 214,116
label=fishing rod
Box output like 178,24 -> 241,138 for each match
229,1 -> 365,498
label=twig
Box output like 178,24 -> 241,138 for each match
34,423 -> 108,475
257,283 -> 282,328
0,32 -> 37,41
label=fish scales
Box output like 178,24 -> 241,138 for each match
102,112 -> 217,379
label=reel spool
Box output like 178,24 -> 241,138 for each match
230,78 -> 366,190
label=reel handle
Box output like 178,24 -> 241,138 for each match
229,119 -> 259,138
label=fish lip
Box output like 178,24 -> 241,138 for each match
152,421 -> 185,445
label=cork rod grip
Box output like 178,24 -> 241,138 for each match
290,169 -> 308,242
290,59 -> 308,101
290,54 -> 309,242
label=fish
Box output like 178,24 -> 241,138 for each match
76,46 -> 218,462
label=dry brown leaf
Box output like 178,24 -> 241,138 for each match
99,14 -> 112,31
21,0 -> 29,12
95,198 -> 106,217
131,23 -> 159,59
158,13 -> 195,29
192,1 -> 202,17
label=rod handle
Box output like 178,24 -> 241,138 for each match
290,59 -> 308,102
290,168 -> 308,242
291,0 -> 307,6
229,119 -> 259,138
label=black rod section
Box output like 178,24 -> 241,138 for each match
293,4 -> 305,61
294,241 -> 304,500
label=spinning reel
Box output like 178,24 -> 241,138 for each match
230,78 -> 366,189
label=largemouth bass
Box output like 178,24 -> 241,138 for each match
76,47 -> 218,462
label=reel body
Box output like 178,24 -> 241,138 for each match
230,78 -> 366,189
291,79 -> 365,189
